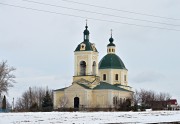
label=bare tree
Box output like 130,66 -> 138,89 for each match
132,90 -> 140,106
59,95 -> 68,108
158,92 -> 171,101
0,61 -> 16,94
132,89 -> 172,110
137,89 -> 157,108
15,98 -> 24,110
15,86 -> 52,111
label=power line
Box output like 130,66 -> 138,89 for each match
61,0 -> 180,21
22,0 -> 180,27
0,2 -> 180,32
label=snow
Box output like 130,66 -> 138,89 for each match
0,111 -> 180,124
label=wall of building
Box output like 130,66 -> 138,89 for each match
99,69 -> 128,85
54,85 -> 132,109
74,51 -> 98,77
53,84 -> 89,109
63,83 -> 92,108
53,91 -> 64,109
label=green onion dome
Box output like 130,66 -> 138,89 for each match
99,54 -> 127,69
75,41 -> 98,52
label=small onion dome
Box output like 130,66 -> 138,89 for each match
83,25 -> 89,35
107,37 -> 115,47
99,54 -> 127,69
75,24 -> 98,52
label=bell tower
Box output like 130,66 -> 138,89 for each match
73,22 -> 99,83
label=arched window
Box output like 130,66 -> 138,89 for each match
103,74 -> 106,81
80,61 -> 86,76
80,43 -> 86,51
113,96 -> 118,106
113,97 -> 116,105
115,74 -> 118,81
84,34 -> 89,40
92,61 -> 96,75
124,75 -> 127,81
109,49 -> 111,52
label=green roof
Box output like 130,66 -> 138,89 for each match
53,82 -> 132,92
99,54 -> 127,69
77,83 -> 91,89
93,82 -> 132,92
75,41 -> 98,52
53,87 -> 67,91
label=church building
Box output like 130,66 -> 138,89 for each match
53,23 -> 133,109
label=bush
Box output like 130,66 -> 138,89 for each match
30,103 -> 39,112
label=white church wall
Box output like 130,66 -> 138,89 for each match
99,69 -> 128,85
64,83 -> 92,108
74,51 -> 98,77
53,90 -> 65,109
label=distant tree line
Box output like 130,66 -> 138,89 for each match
112,89 -> 171,111
132,89 -> 171,111
15,87 -> 53,112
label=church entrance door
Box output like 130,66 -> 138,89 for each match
74,97 -> 79,108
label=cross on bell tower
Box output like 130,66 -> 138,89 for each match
83,19 -> 89,41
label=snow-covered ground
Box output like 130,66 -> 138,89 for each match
0,111 -> 180,124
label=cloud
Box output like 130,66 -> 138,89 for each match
132,70 -> 165,83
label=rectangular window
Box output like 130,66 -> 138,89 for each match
115,74 -> 118,81
103,74 -> 106,81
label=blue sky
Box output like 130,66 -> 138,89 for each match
0,0 -> 180,104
